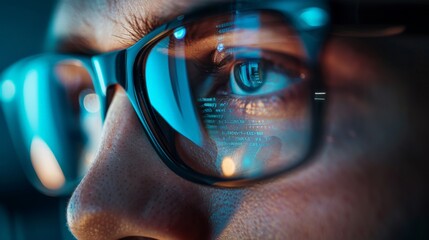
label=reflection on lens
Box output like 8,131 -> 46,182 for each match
53,61 -> 101,179
1,79 -> 16,102
3,56 -> 102,195
221,156 -> 236,177
300,7 -> 329,28
174,27 -> 187,39
142,10 -> 313,179
79,89 -> 102,175
19,59 -> 102,194
30,136 -> 65,190
83,93 -> 100,113
233,60 -> 265,93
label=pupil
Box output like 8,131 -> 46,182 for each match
233,61 -> 265,92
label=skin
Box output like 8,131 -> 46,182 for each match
53,0 -> 429,239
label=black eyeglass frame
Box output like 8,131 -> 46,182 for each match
101,0 -> 330,187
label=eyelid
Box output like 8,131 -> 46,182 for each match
213,48 -> 309,79
154,27 -> 306,64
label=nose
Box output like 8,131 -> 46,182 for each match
67,89 -> 211,240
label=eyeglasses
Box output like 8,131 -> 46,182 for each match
1,0 -> 330,193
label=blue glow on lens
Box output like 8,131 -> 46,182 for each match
93,59 -> 106,95
174,27 -> 186,39
146,37 -> 203,146
23,70 -> 39,132
1,79 -> 16,102
300,7 -> 328,28
217,43 -> 224,52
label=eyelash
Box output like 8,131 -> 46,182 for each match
122,14 -> 162,44
191,48 -> 306,93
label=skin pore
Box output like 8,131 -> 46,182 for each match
54,0 -> 429,239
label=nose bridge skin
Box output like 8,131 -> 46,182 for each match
66,91 -> 213,240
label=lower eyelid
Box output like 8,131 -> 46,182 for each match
213,82 -> 308,119
229,96 -> 288,118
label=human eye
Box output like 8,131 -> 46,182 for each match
228,55 -> 302,97
192,46 -> 309,119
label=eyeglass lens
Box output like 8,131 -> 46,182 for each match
141,11 -> 313,179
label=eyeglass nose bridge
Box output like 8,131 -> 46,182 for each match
91,50 -> 127,95
90,50 -> 127,118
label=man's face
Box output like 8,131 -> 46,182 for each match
56,0 -> 429,239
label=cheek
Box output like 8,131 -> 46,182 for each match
214,39 -> 412,239
216,147 -> 405,239
322,38 -> 410,161
176,133 -> 219,176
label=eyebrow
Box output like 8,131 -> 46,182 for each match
116,0 -> 246,45
54,0 -> 268,55
54,0 -> 188,54
116,0 -> 232,45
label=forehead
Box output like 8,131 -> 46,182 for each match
52,0 -> 403,53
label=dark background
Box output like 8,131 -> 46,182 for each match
0,0 -> 75,239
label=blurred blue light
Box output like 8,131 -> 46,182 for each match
23,70 -> 39,132
1,79 -> 16,102
174,27 -> 186,40
300,7 -> 328,28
